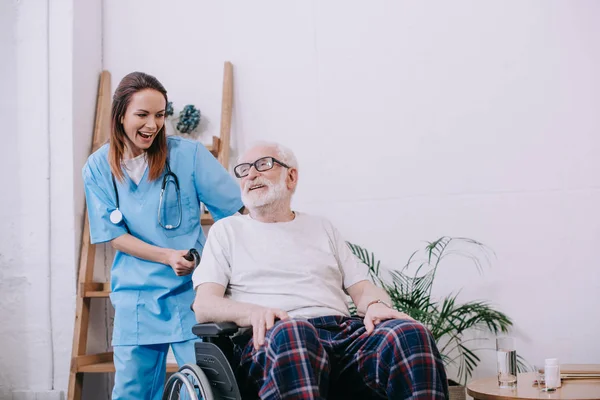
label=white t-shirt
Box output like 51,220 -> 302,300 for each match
122,153 -> 147,185
192,212 -> 369,318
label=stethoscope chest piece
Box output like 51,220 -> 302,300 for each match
110,209 -> 123,225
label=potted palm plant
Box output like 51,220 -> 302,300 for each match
347,237 -> 520,400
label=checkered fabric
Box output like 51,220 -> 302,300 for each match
233,316 -> 449,400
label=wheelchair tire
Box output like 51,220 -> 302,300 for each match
162,364 -> 215,400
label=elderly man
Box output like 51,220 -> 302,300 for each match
192,142 -> 448,400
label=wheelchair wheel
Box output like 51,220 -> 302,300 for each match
162,363 -> 215,400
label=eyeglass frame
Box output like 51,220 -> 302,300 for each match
233,156 -> 291,178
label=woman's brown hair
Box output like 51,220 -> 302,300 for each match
109,72 -> 168,182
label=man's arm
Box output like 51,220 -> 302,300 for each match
346,280 -> 392,316
347,280 -> 414,333
193,282 -> 261,326
193,282 -> 289,350
327,220 -> 413,332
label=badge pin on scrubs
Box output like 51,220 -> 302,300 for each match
110,209 -> 123,225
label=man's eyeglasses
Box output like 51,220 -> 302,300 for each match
234,156 -> 290,178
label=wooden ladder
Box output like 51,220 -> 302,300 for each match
67,62 -> 235,400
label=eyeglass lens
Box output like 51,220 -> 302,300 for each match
235,157 -> 274,177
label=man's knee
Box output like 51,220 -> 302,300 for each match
377,318 -> 428,333
266,318 -> 321,349
261,318 -> 329,375
375,319 -> 435,349
366,320 -> 447,398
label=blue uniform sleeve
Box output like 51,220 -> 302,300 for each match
82,161 -> 128,244
193,143 -> 243,221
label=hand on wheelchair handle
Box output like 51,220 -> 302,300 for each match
168,249 -> 197,276
247,305 -> 290,351
168,248 -> 200,276
183,248 -> 200,266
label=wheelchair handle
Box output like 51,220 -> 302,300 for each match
183,248 -> 200,268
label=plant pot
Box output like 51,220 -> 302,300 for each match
448,384 -> 466,400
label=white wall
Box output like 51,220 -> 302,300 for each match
103,0 -> 600,383
0,0 -> 102,397
0,1 -> 23,397
0,0 -> 55,397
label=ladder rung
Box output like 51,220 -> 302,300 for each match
81,282 -> 110,298
166,363 -> 179,373
205,145 -> 215,157
201,213 -> 214,226
207,136 -> 220,158
74,352 -> 178,373
75,351 -> 113,369
78,360 -> 116,373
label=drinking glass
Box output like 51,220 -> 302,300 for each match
496,337 -> 517,388
532,364 -> 545,391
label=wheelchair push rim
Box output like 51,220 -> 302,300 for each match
162,363 -> 215,400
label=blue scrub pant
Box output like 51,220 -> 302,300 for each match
112,338 -> 197,400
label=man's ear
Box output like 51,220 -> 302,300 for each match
287,168 -> 298,191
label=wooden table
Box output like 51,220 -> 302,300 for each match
467,372 -> 600,400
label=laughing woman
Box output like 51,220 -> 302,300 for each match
82,72 -> 243,399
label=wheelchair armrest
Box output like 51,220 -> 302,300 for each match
192,321 -> 240,337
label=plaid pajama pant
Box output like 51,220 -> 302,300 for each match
233,315 -> 449,400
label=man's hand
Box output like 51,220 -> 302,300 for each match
246,306 -> 290,350
364,303 -> 415,334
167,249 -> 195,276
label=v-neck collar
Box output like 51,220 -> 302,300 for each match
119,166 -> 152,203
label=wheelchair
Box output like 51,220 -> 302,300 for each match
162,319 -> 444,399
162,321 -> 244,400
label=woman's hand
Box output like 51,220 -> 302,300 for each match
167,249 -> 196,276
244,306 -> 290,350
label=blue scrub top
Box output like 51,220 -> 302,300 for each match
82,136 -> 243,345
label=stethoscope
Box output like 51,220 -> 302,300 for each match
110,159 -> 182,230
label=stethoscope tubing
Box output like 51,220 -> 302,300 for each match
111,158 -> 182,230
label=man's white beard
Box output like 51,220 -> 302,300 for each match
242,173 -> 288,209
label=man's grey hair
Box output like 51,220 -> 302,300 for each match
240,141 -> 299,170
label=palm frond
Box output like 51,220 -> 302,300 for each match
347,242 -> 385,287
517,355 -> 530,373
443,300 -> 512,335
456,343 -> 481,385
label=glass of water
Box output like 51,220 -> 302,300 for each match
496,336 -> 517,388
